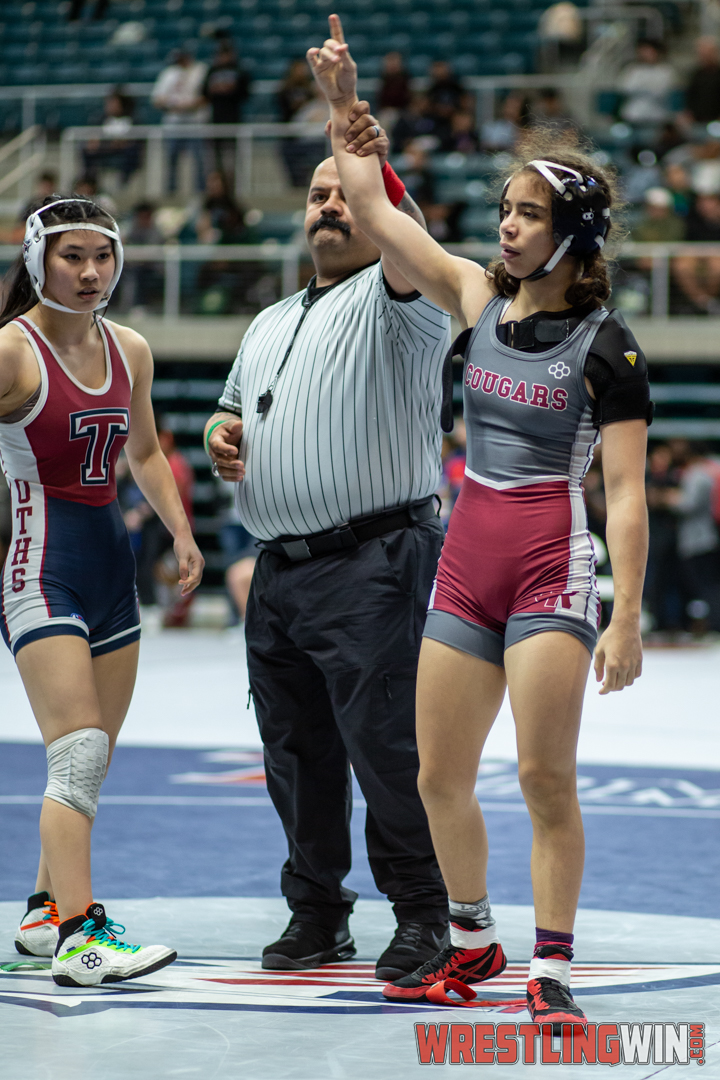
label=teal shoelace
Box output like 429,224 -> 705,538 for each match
81,917 -> 142,954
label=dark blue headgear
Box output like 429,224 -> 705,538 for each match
501,159 -> 611,281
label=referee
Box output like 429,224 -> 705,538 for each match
204,110 -> 451,980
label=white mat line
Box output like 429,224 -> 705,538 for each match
1,795 -> 720,817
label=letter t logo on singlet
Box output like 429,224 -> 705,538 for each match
69,408 -> 130,485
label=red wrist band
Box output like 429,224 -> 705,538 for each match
382,161 -> 406,207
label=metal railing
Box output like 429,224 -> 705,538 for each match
0,240 -> 718,321
446,241 -> 720,320
0,125 -> 46,198
0,242 -> 302,318
58,121 -> 331,202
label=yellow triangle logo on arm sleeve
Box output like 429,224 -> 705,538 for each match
624,351 -> 637,366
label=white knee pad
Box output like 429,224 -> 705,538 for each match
44,728 -> 109,820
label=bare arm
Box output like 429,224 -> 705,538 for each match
335,101 -> 427,294
308,17 -> 493,325
593,419 -> 648,694
114,325 -> 205,594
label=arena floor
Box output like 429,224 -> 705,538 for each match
1,630 -> 719,1079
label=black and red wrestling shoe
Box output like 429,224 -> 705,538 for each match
382,941 -> 507,1001
526,977 -> 587,1034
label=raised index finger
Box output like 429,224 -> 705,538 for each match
329,13 -> 346,44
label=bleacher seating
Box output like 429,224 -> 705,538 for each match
0,0 -> 568,100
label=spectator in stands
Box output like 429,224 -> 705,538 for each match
195,170 -> 246,242
426,60 -> 464,138
377,52 -> 412,131
7,171 -> 59,242
665,442 -> 720,632
135,424 -> 196,628
152,48 -> 209,193
480,91 -> 530,154
277,58 -> 315,123
82,90 -> 141,187
72,174 -> 118,217
529,88 -> 575,135
396,140 -> 464,242
118,201 -> 164,313
391,94 -> 440,153
654,121 -> 686,162
673,185 -> 720,312
690,142 -> 720,197
277,58 -> 321,187
204,37 -> 251,179
632,187 -> 684,242
192,172 -> 259,312
20,171 -> 57,222
217,487 -> 258,627
664,161 -> 694,216
619,40 -> 676,126
204,37 -> 250,124
442,110 -> 480,154
538,1 -> 584,70
281,81 -> 327,188
441,418 -> 466,509
644,442 -> 683,633
682,37 -> 720,126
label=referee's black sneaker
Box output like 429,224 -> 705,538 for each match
375,921 -> 449,981
261,917 -> 356,970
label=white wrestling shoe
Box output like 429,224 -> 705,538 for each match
15,891 -> 60,957
52,902 -> 177,987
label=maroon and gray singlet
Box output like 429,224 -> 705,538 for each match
425,295 -> 609,665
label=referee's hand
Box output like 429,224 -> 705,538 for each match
209,419 -> 245,483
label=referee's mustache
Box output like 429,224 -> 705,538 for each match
309,214 -> 351,238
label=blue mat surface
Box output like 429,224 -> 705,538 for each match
0,743 -> 716,917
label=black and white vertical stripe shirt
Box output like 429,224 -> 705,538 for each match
218,261 -> 451,541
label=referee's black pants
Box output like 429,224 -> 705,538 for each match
245,518 -> 448,930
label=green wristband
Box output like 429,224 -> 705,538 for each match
205,419 -> 228,455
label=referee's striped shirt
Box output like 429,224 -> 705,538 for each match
218,260 -> 451,541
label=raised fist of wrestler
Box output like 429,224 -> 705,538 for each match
207,416 -> 245,483
324,100 -> 389,165
307,14 -> 358,108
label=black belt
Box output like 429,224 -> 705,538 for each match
261,497 -> 437,562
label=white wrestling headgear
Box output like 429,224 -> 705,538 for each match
22,198 -> 124,315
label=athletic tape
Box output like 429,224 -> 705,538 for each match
449,922 -> 500,949
528,956 -> 572,986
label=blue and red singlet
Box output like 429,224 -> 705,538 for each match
0,316 -> 140,656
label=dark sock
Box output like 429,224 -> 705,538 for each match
534,927 -> 574,961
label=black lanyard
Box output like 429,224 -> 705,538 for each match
256,296 -> 312,415
256,263 -> 379,416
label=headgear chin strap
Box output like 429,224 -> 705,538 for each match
501,159 -> 611,282
23,198 -> 124,315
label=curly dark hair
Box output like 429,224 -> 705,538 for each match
486,127 -> 625,308
0,194 -> 116,328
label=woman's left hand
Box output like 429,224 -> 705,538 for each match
174,531 -> 205,596
594,618 -> 643,694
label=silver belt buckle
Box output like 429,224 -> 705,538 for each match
281,539 -> 312,562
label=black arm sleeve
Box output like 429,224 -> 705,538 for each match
584,309 -> 653,428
